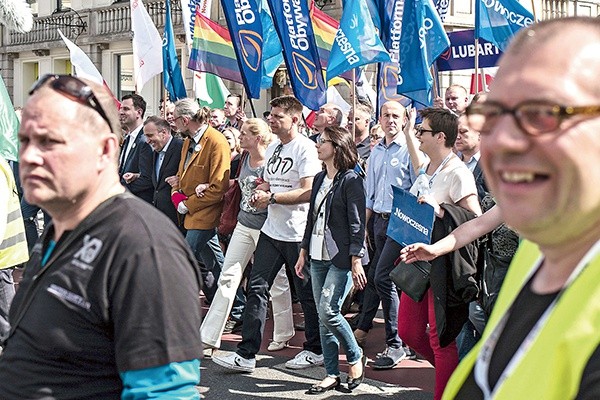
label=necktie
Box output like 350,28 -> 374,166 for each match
119,135 -> 131,172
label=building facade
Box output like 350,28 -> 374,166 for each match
2,0 -> 599,115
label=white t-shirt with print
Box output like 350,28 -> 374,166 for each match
261,135 -> 321,242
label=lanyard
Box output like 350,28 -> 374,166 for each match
427,152 -> 453,188
474,239 -> 600,398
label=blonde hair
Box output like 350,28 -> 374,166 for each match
242,118 -> 273,148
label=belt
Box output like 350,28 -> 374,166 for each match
378,213 -> 390,220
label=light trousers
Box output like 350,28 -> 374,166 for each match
200,222 -> 294,348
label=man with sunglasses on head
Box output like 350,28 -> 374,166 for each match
118,93 -> 154,203
0,75 -> 203,399
443,17 -> 600,399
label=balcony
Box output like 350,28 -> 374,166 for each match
4,0 -> 184,51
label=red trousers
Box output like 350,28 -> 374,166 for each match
398,288 -> 458,400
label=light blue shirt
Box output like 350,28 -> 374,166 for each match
365,136 -> 415,214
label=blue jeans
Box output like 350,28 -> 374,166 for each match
186,229 -> 224,303
311,260 -> 362,377
0,269 -> 15,344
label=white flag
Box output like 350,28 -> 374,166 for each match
58,29 -> 103,85
130,0 -> 163,92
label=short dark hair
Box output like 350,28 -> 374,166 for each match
144,115 -> 171,132
270,95 -> 303,118
227,94 -> 243,108
419,107 -> 459,148
122,93 -> 147,118
323,126 -> 359,171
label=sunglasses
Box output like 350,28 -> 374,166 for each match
466,100 -> 600,136
29,74 -> 113,132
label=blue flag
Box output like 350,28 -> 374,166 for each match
397,0 -> 450,106
475,0 -> 534,52
327,0 -> 390,81
258,0 -> 284,89
162,0 -> 187,100
220,0 -> 264,98
387,186 -> 435,246
267,0 -> 326,111
434,0 -> 449,21
374,0 -> 412,110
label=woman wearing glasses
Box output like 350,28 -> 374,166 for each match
399,107 -> 482,400
294,126 -> 368,394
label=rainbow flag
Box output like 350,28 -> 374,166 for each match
311,5 -> 352,82
188,11 -> 242,84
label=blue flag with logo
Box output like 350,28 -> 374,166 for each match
259,0 -> 284,89
327,0 -> 390,81
220,0 -> 264,98
475,0 -> 534,52
267,0 -> 326,111
387,186 -> 435,246
373,0 -> 412,110
396,0 -> 450,106
162,0 -> 187,100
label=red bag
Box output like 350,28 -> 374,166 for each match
218,152 -> 248,235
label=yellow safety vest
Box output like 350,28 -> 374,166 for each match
0,158 -> 28,268
443,240 -> 600,399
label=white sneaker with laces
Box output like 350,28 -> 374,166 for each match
212,351 -> 256,372
285,350 -> 324,369
267,340 -> 289,351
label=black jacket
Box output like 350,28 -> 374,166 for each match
120,129 -> 154,203
430,203 -> 479,347
301,169 -> 368,269
152,137 -> 184,231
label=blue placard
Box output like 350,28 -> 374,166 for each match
436,29 -> 503,72
386,185 -> 435,246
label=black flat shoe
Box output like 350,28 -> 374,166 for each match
347,352 -> 368,390
306,376 -> 341,395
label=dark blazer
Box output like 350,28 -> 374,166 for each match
152,136 -> 183,230
120,129 -> 154,203
301,169 -> 368,269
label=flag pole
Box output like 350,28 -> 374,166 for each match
163,87 -> 167,118
352,68 -> 357,140
474,37 -> 480,94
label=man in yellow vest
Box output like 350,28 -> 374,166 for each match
0,156 -> 28,345
443,17 -> 600,399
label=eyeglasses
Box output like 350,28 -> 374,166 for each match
465,100 -> 600,136
29,74 -> 113,132
316,136 -> 335,145
415,126 -> 438,136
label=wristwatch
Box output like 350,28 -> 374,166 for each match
269,192 -> 277,205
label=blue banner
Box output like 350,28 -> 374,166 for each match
475,0 -> 534,52
267,0 -> 326,111
220,0 -> 264,98
434,0 -> 449,21
327,0 -> 390,81
162,0 -> 187,100
375,0 -> 412,110
436,29 -> 502,71
397,0 -> 450,106
387,186 -> 435,246
258,0 -> 284,89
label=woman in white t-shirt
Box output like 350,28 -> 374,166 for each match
401,108 -> 482,400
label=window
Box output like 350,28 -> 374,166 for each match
117,54 -> 134,99
58,0 -> 71,10
27,0 -> 38,14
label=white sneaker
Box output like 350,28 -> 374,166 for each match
285,350 -> 324,369
267,340 -> 289,351
212,351 -> 255,372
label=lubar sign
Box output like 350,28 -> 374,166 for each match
436,29 -> 502,72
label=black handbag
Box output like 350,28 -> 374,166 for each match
390,258 -> 432,302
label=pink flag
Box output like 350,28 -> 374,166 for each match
130,0 -> 163,92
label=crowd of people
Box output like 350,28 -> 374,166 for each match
1,16 -> 600,400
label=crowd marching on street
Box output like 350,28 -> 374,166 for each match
1,11 -> 600,400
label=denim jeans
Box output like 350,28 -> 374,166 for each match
311,260 -> 361,377
0,269 -> 15,344
357,215 -> 403,349
237,233 -> 321,359
186,228 -> 225,303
